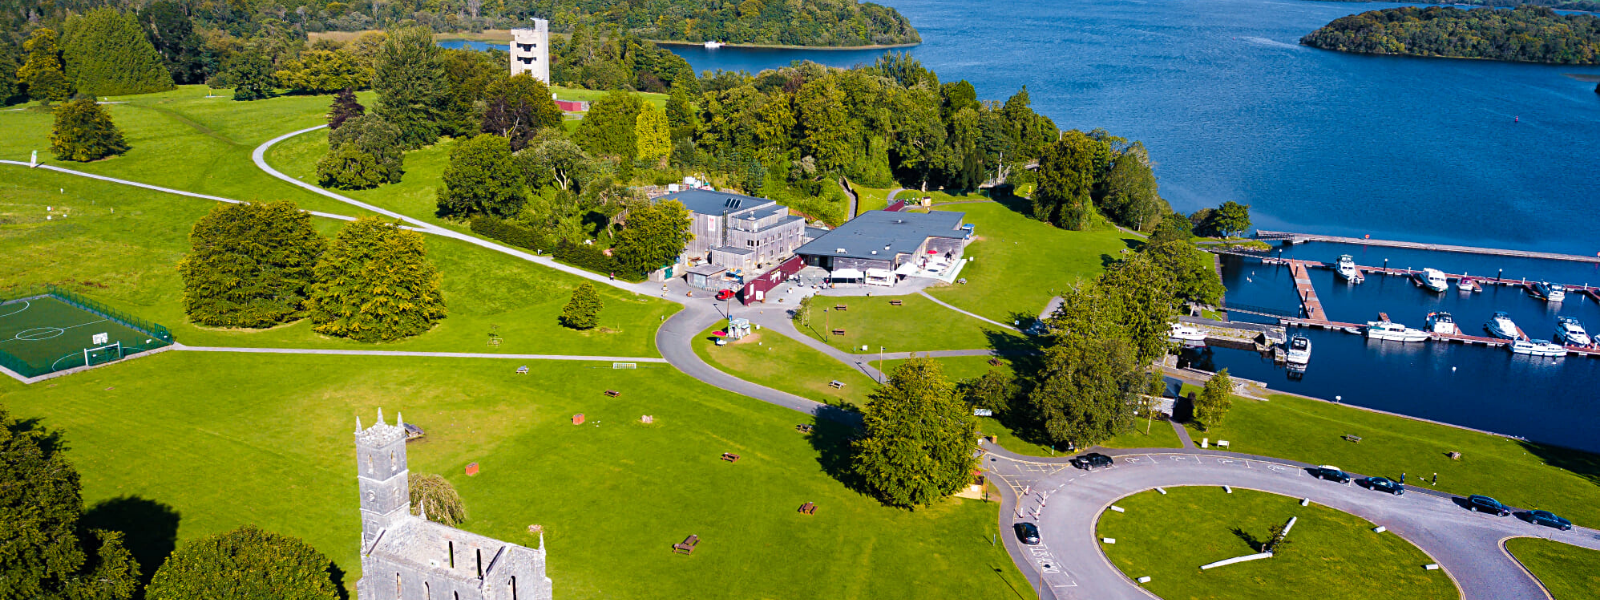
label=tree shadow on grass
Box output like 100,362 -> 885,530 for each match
81,495 -> 180,592
1231,526 -> 1263,552
806,412 -> 868,496
1520,440 -> 1600,489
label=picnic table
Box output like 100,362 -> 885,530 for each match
673,535 -> 699,554
1343,434 -> 1362,444
516,365 -> 529,374
721,452 -> 740,462
828,380 -> 845,389
889,299 -> 902,306
798,502 -> 817,515
834,304 -> 847,311
796,424 -> 813,434
605,390 -> 621,397
832,329 -> 846,336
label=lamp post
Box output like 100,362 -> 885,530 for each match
878,346 -> 885,383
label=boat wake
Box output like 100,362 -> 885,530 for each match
1241,36 -> 1303,51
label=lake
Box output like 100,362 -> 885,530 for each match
657,0 -> 1600,255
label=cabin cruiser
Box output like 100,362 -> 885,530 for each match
1486,312 -> 1520,340
1334,255 -> 1363,283
1532,282 -> 1566,303
1457,276 -> 1480,292
1416,268 -> 1449,293
1425,312 -> 1459,335
703,40 -> 724,49
1511,339 -> 1567,357
1366,320 -> 1430,342
1285,335 -> 1311,364
1168,323 -> 1207,343
1556,317 -> 1590,347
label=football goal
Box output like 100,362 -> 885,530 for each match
84,342 -> 123,367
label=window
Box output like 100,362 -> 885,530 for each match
389,450 -> 396,473
366,455 -> 373,474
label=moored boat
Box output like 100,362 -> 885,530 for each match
1334,255 -> 1363,283
1511,339 -> 1567,357
1426,312 -> 1459,335
1366,320 -> 1429,342
704,40 -> 724,49
1285,335 -> 1311,364
1556,317 -> 1591,347
1457,275 -> 1479,292
1168,323 -> 1206,343
1486,311 -> 1520,340
1417,268 -> 1448,293
1532,281 -> 1566,303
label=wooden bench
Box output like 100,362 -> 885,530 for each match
516,365 -> 529,374
798,502 -> 817,515
834,305 -> 848,311
988,358 -> 1001,366
832,329 -> 846,336
796,424 -> 813,434
605,389 -> 621,397
721,453 -> 740,462
828,380 -> 845,389
1343,434 -> 1362,444
889,300 -> 902,306
673,535 -> 699,554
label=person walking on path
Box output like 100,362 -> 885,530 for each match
1401,472 -> 1406,484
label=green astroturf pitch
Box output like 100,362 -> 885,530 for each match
0,296 -> 166,376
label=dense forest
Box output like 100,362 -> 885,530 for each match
1310,0 -> 1600,13
1301,5 -> 1600,64
0,0 -> 917,49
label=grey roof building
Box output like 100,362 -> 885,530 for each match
794,210 -> 968,285
656,189 -> 808,274
355,410 -> 553,600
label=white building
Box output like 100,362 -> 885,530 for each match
509,20 -> 550,84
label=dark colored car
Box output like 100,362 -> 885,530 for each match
1072,453 -> 1113,470
1525,510 -> 1573,531
1467,494 -> 1511,516
1014,522 -> 1041,545
1361,476 -> 1404,496
1309,465 -> 1351,484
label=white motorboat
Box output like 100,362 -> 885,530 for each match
1417,268 -> 1449,293
1366,320 -> 1430,342
1511,339 -> 1567,357
1532,281 -> 1566,303
1556,317 -> 1591,347
1486,311 -> 1520,340
1457,276 -> 1480,292
1168,323 -> 1206,343
1334,255 -> 1363,283
703,40 -> 724,49
1426,312 -> 1459,335
1285,335 -> 1311,364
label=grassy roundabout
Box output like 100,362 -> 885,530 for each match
1096,486 -> 1457,600
693,323 -> 877,407
1504,537 -> 1600,600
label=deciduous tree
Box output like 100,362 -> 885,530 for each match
318,115 -> 404,189
795,77 -> 853,172
613,199 -> 691,275
275,49 -> 366,94
178,201 -> 327,328
228,48 -> 275,101
634,102 -> 671,165
959,368 -> 1018,413
410,474 -> 467,527
854,358 -> 978,508
50,98 -> 128,162
1194,369 -> 1234,430
18,28 -> 71,102
1208,201 -> 1252,238
438,134 -> 525,218
138,1 -> 206,85
481,74 -> 562,151
573,90 -> 643,160
145,525 -> 338,600
560,282 -> 604,330
308,217 -> 446,342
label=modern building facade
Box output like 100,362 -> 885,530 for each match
354,409 -> 553,600
657,189 -> 808,273
509,21 -> 550,84
794,210 -> 968,285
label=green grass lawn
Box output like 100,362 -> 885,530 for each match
551,86 -> 668,110
693,324 -> 878,407
925,200 -> 1138,323
1181,392 -> 1600,528
0,163 -> 675,357
850,183 -> 894,215
1098,487 -> 1456,600
264,129 -> 470,234
1504,538 -> 1600,600
0,350 -> 1028,600
796,294 -> 1017,352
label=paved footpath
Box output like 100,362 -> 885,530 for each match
174,344 -> 668,363
982,443 -> 1600,600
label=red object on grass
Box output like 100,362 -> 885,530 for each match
712,330 -> 726,337
465,462 -> 479,476
572,413 -> 585,425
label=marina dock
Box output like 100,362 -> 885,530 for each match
1256,230 -> 1600,264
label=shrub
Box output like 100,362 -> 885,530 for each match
50,98 -> 128,162
553,239 -> 633,280
315,144 -> 387,190
470,215 -> 551,252
308,217 -> 445,342
62,8 -> 173,96
612,199 -> 690,276
560,282 -> 603,329
178,201 -> 327,328
145,525 -> 339,600
317,115 -> 403,189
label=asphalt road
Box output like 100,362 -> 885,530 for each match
982,444 -> 1600,600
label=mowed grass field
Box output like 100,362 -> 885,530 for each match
1504,537 -> 1600,600
1182,391 -> 1600,528
0,351 -> 1028,599
0,98 -> 676,357
1097,487 -> 1457,600
694,324 -> 878,407
795,294 -> 1016,351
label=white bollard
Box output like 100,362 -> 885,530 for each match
1137,576 -> 1152,584
1202,438 -> 1209,448
1425,563 -> 1440,571
1102,538 -> 1115,544
1301,498 -> 1311,506
1156,487 -> 1167,495
1373,526 -> 1387,533
1224,485 -> 1232,493
1111,505 -> 1125,513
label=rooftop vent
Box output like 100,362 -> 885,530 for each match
893,219 -> 905,224
724,198 -> 743,209
835,248 -> 847,254
871,250 -> 878,255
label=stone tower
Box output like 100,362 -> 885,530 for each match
509,19 -> 550,84
355,408 -> 410,547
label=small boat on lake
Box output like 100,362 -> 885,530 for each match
1334,255 -> 1363,283
1416,268 -> 1449,293
1457,276 -> 1480,292
703,40 -> 724,49
1285,335 -> 1311,364
1426,312 -> 1459,335
1531,281 -> 1566,303
1511,339 -> 1567,357
1486,312 -> 1521,340
1556,317 -> 1591,347
1366,319 -> 1429,342
1168,323 -> 1206,343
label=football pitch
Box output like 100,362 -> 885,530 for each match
0,295 -> 170,377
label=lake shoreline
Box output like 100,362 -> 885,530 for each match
648,39 -> 920,51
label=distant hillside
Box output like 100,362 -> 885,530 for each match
1308,0 -> 1600,11
1301,5 -> 1600,64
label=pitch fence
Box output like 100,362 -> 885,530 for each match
44,285 -> 173,343
0,285 -> 175,378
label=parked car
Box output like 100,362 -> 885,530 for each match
1360,476 -> 1404,495
1466,495 -> 1511,516
1524,510 -> 1573,531
1014,521 -> 1041,545
715,289 -> 736,301
1071,453 -> 1113,470
1309,465 -> 1351,484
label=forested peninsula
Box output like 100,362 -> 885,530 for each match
1309,0 -> 1600,13
0,0 -> 918,49
1301,6 -> 1600,64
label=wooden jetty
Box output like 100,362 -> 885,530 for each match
1252,256 -> 1600,298
1287,260 -> 1328,321
1256,230 -> 1600,264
